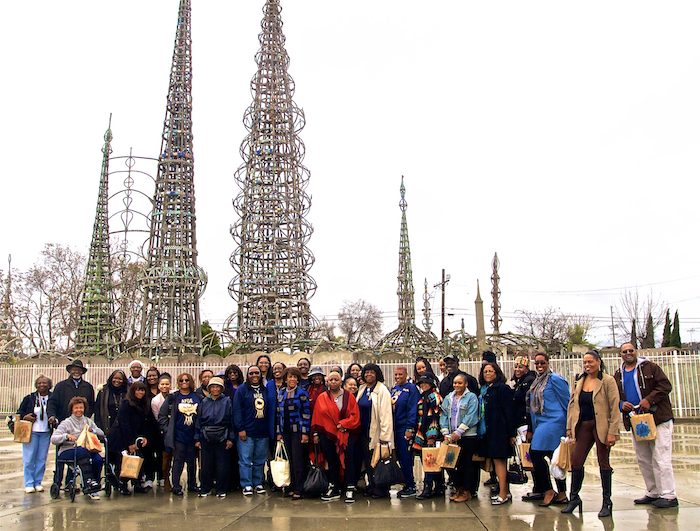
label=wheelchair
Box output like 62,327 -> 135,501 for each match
49,438 -> 118,502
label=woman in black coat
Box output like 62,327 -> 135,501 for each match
95,370 -> 128,437
479,362 -> 516,505
108,382 -> 158,495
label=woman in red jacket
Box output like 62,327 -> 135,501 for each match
311,370 -> 360,502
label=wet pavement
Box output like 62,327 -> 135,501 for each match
0,425 -> 698,530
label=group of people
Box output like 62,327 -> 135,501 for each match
16,345 -> 679,513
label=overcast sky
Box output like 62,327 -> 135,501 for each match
3,1 -> 700,347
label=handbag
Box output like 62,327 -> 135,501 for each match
374,448 -> 403,488
13,420 -> 32,443
120,453 -> 145,479
630,412 -> 657,442
507,443 -> 528,484
202,425 -> 228,444
270,440 -> 291,488
303,445 -> 328,496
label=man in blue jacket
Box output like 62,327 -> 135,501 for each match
232,366 -> 274,495
391,366 -> 419,498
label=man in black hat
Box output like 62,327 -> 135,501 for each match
438,354 -> 479,398
47,360 -> 96,426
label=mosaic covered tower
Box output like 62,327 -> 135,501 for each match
75,120 -> 118,357
491,252 -> 502,334
228,0 -> 316,351
377,177 -> 437,355
140,0 -> 206,356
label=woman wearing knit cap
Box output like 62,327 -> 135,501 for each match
195,377 -> 234,498
311,370 -> 361,502
525,352 -> 570,506
306,366 -> 328,412
413,374 -> 444,500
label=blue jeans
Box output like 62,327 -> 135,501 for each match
23,431 -> 51,487
237,436 -> 268,488
59,447 -> 103,483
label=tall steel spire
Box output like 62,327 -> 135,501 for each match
377,177 -> 437,356
491,252 -> 502,334
422,278 -> 433,333
0,255 -> 19,357
140,0 -> 206,356
75,118 -> 118,357
228,0 -> 316,352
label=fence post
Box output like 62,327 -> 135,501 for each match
672,350 -> 683,416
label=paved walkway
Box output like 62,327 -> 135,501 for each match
0,424 -> 698,530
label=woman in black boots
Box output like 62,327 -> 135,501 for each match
563,350 -> 622,517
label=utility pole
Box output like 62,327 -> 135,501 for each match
610,306 -> 616,347
434,269 -> 450,339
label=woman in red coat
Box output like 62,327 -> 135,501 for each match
311,370 -> 360,502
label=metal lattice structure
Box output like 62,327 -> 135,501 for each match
75,119 -> 118,357
0,256 -> 20,357
227,0 -> 317,352
422,278 -> 433,333
491,252 -> 502,334
140,0 -> 206,357
377,177 -> 438,356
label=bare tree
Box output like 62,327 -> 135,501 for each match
615,289 -> 666,348
112,259 -> 144,351
338,299 -> 383,347
11,244 -> 85,355
515,307 -> 577,354
313,320 -> 338,342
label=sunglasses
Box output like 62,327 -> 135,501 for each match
248,371 -> 261,375
179,379 -> 190,383
622,349 -> 635,354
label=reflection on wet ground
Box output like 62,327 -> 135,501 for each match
0,425 -> 698,530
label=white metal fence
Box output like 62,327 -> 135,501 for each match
2,350 -> 699,418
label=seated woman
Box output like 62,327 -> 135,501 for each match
50,396 -> 105,499
108,382 -> 158,495
311,370 -> 360,502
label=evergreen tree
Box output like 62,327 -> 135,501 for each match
670,310 -> 682,348
200,321 -> 223,356
641,312 -> 655,348
630,319 -> 638,349
661,309 -> 672,347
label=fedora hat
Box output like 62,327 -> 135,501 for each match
65,359 -> 88,374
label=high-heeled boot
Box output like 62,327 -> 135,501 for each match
598,469 -> 613,517
561,468 -> 584,514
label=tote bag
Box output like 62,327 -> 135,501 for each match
270,440 -> 291,488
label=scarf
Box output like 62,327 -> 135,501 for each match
412,390 -> 442,450
529,370 -> 552,415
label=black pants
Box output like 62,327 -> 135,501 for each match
227,440 -> 240,491
531,448 -> 567,494
447,437 -> 478,491
282,431 -> 307,494
318,433 -> 342,487
200,440 -> 230,494
172,441 -> 197,492
345,433 -> 361,488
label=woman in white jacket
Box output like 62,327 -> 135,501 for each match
356,363 -> 394,499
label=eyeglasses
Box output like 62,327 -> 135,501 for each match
622,349 -> 635,354
248,371 -> 261,375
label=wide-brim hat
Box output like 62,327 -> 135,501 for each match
308,366 -> 325,377
66,359 -> 88,374
207,377 -> 225,390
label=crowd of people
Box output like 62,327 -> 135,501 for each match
15,344 -> 679,513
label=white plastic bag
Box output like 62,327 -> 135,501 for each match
549,437 -> 567,480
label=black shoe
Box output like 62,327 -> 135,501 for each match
652,498 -> 678,509
634,495 -> 659,505
522,492 -> 545,502
416,487 -> 433,500
561,495 -> 583,515
344,488 -> 356,504
133,485 -> 147,494
397,487 -> 417,498
84,479 -> 101,494
321,485 -> 341,502
172,488 -> 184,496
484,477 -> 498,487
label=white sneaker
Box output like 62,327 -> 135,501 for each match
243,486 -> 253,496
34,485 -> 44,492
88,492 -> 100,500
24,487 -> 35,494
158,479 -> 165,488
142,480 -> 153,489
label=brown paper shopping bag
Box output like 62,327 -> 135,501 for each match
438,444 -> 461,469
421,447 -> 441,473
517,442 -> 534,470
120,454 -> 145,479
13,420 -> 32,443
630,413 -> 657,442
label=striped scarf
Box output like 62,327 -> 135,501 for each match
528,370 -> 552,415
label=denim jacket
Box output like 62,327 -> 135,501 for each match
439,391 -> 479,438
